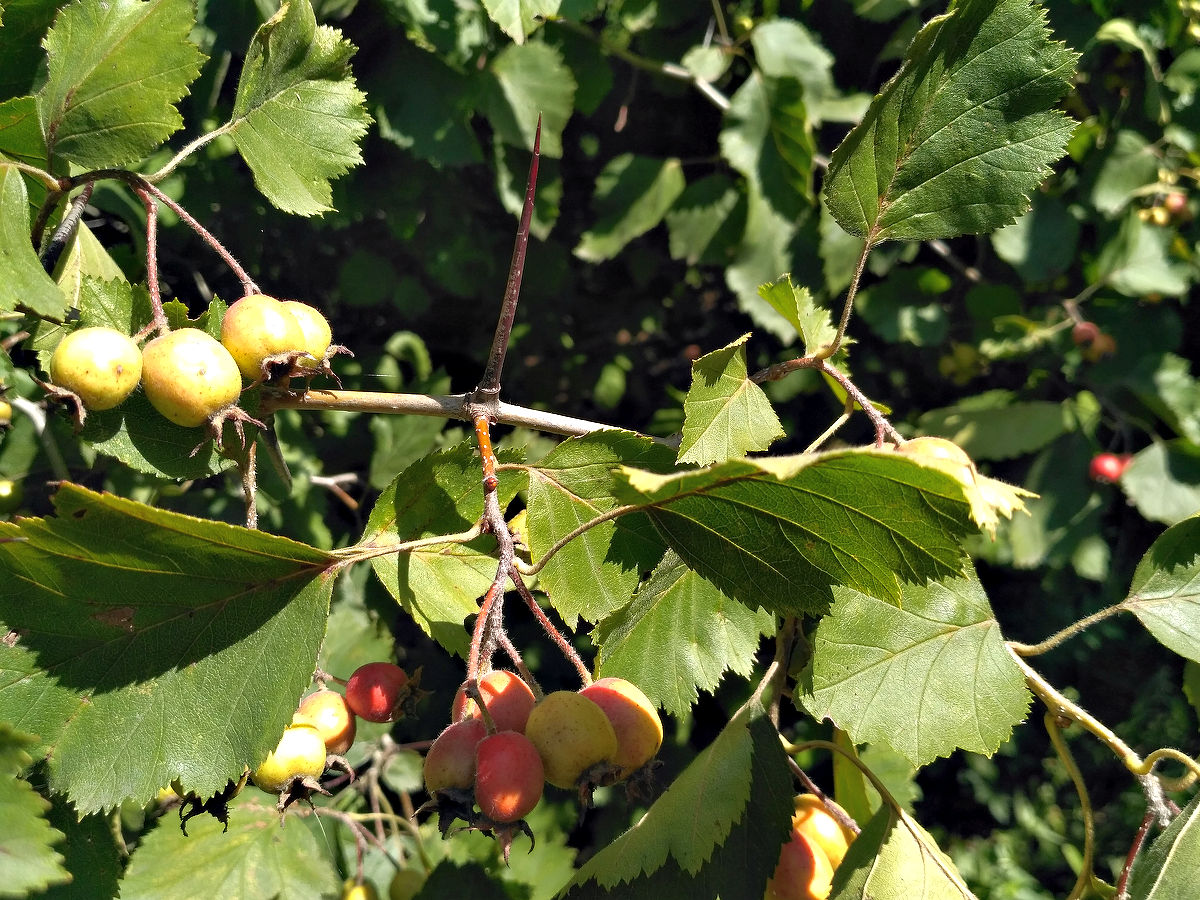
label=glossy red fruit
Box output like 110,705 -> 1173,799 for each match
578,677 -> 663,778
1089,453 -> 1131,483
452,670 -> 537,734
423,718 -> 487,793
474,731 -> 544,823
345,662 -> 410,723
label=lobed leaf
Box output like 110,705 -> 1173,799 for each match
526,430 -> 670,627
824,0 -> 1078,243
677,334 -> 784,466
362,441 -> 526,657
615,448 -> 975,613
229,0 -> 371,216
560,702 -> 793,899
38,0 -> 206,168
802,562 -> 1030,767
119,795 -> 340,899
830,802 -> 979,899
1123,516 -> 1200,663
0,485 -> 336,813
758,276 -> 838,356
0,165 -> 66,320
0,725 -> 70,896
594,551 -> 775,719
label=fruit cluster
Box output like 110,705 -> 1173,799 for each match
45,294 -> 335,430
422,670 -> 663,854
765,794 -> 857,900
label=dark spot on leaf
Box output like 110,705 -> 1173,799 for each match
72,508 -> 86,518
92,606 -> 136,632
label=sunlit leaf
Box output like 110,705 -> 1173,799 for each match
38,0 -> 205,168
0,485 -> 336,812
678,334 -> 783,466
1123,516 -> 1200,663
484,41 -> 575,159
1122,442 -> 1200,527
595,551 -> 774,719
480,0 -> 559,43
0,165 -> 66,319
576,154 -> 685,262
758,276 -> 838,356
824,0 -> 1077,243
229,0 -> 370,215
803,562 -> 1030,767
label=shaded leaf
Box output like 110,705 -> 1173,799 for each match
561,702 -> 793,900
0,165 -> 66,319
990,194 -> 1080,282
484,41 -> 575,159
362,442 -> 526,657
725,184 -> 797,341
1122,442 -> 1200,527
1096,213 -> 1190,297
1127,793 -> 1200,900
678,334 -> 783,465
229,0 -> 370,215
0,725 -> 70,897
758,276 -> 837,355
831,803 -> 978,899
615,448 -> 974,613
750,18 -> 835,118
30,793 -> 122,900
38,0 -> 205,168
525,430 -> 671,627
803,562 -> 1030,767
1123,516 -> 1200,663
824,0 -> 1077,243
576,154 -> 685,262
0,485 -> 336,812
917,391 -> 1071,461
480,0 -> 559,44
665,173 -> 745,266
595,551 -> 774,719
119,795 -> 340,900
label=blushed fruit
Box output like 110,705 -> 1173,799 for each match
579,677 -> 662,778
1071,321 -> 1100,346
1089,452 -> 1131,483
280,300 -> 332,367
474,731 -> 544,823
220,293 -> 305,378
345,662 -> 410,723
49,326 -> 142,410
423,717 -> 486,793
341,881 -> 380,900
388,870 -> 426,900
295,690 -> 357,755
765,829 -> 835,900
895,436 -> 975,490
1083,332 -> 1116,361
524,690 -> 618,789
791,795 -> 854,870
453,670 -> 537,734
141,328 -> 242,427
251,723 -> 327,793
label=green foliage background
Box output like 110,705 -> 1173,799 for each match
1,0 -> 1199,896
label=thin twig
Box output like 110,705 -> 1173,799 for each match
148,122 -> 234,183
818,240 -> 872,360
1115,811 -> 1155,900
1044,711 -> 1096,900
134,187 -> 169,338
1008,602 -> 1127,656
515,502 -> 640,577
513,571 -> 591,686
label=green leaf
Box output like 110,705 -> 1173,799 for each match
54,227 -> 129,316
725,185 -> 797,342
119,795 -> 340,900
677,334 -> 784,466
0,4 -> 60,102
1123,516 -> 1200,664
229,0 -> 371,215
30,793 -> 122,900
1122,442 -> 1200,527
615,448 -> 974,613
750,19 -> 835,117
824,0 -> 1077,243
831,802 -> 979,899
0,95 -> 48,168
917,390 -> 1071,461
0,725 -> 70,897
719,73 -> 814,218
38,0 -> 205,168
855,266 -> 950,347
1128,793 -> 1200,900
525,430 -> 671,627
0,165 -> 66,320
758,276 -> 838,355
362,442 -> 526,656
595,550 -> 774,719
1086,129 -> 1159,217
480,0 -> 559,43
484,41 -> 575,159
803,562 -> 1030,767
0,484 -> 336,812
664,174 -> 745,266
990,194 -> 1080,282
560,702 -> 793,899
1096,213 -> 1191,297
575,154 -> 685,262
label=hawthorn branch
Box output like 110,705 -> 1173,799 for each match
38,183 -> 93,274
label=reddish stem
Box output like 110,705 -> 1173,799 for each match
513,572 -> 591,686
1116,811 -> 1155,899
134,188 -> 170,338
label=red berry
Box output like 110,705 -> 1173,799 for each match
345,662 -> 410,723
452,670 -> 537,733
424,718 -> 487,793
474,731 -> 544,823
1089,453 -> 1131,483
1071,321 -> 1100,346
